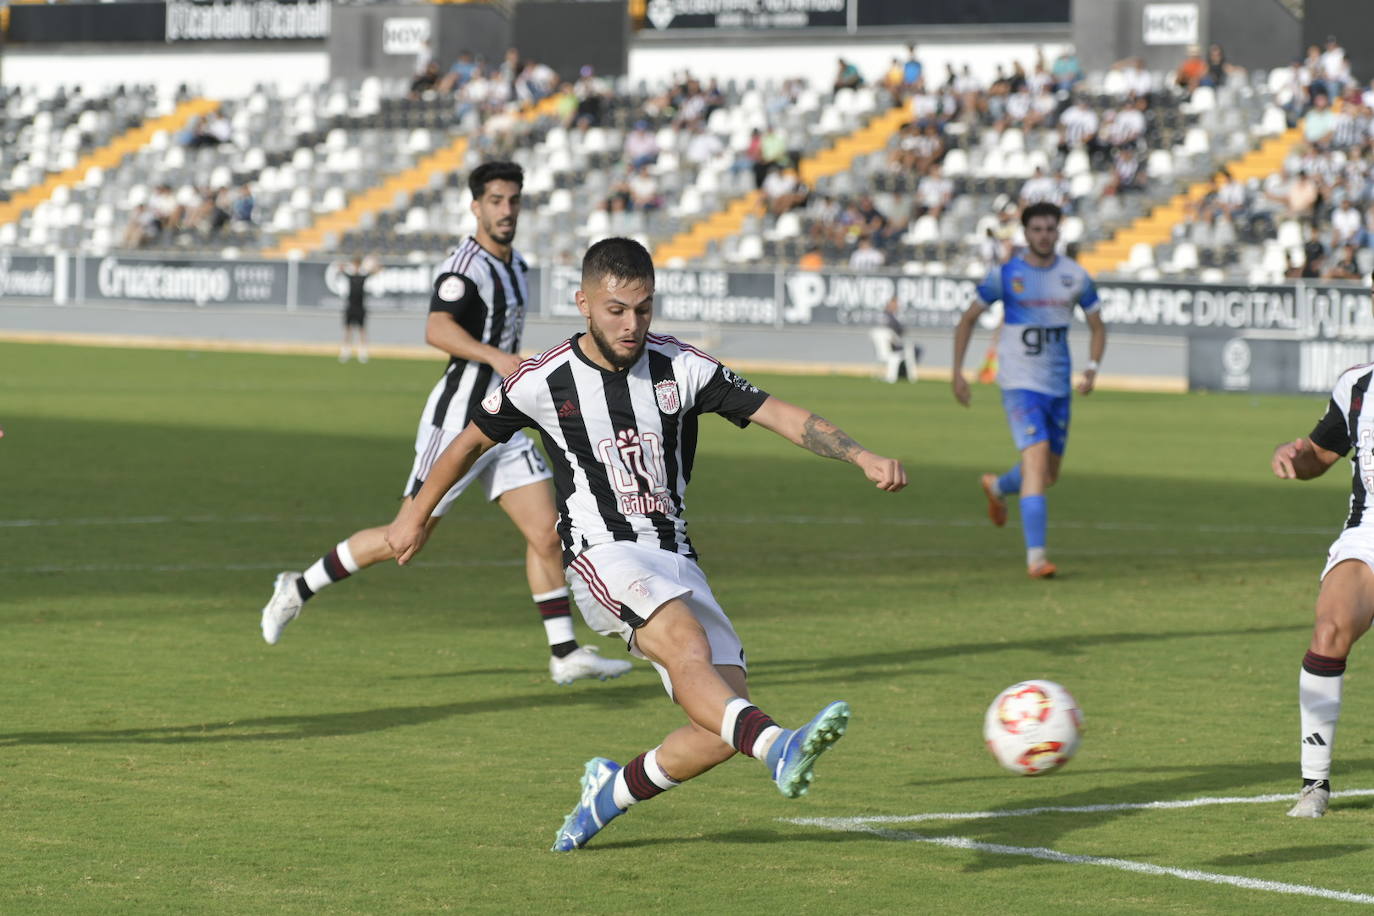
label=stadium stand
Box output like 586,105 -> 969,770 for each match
1,42 -> 1363,280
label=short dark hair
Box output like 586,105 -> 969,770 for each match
468,161 -> 523,199
581,237 -> 655,290
1021,201 -> 1063,227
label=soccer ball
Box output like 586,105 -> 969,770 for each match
983,680 -> 1082,776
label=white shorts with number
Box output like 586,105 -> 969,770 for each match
568,541 -> 746,697
404,424 -> 550,516
1321,526 -> 1374,580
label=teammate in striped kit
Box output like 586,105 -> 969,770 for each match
951,202 -> 1107,578
258,161 -> 630,686
1271,356 -> 1374,817
386,238 -> 907,850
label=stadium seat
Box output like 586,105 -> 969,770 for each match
870,328 -> 919,383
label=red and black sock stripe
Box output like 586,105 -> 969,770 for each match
622,753 -> 668,802
536,593 -> 571,619
731,705 -> 779,758
1303,650 -> 1347,677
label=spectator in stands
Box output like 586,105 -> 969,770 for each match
684,120 -> 724,167
1110,57 -> 1154,100
624,121 -> 660,169
553,82 -> 579,125
515,59 -> 557,103
1324,243 -> 1362,280
189,186 -> 231,238
1320,36 -> 1350,101
440,51 -> 478,94
1019,166 -> 1064,210
1176,45 -> 1208,95
883,58 -> 905,97
1303,93 -> 1337,147
627,165 -> 662,212
762,166 -> 806,216
1204,43 -> 1242,88
833,58 -> 863,95
148,183 -> 182,239
121,204 -> 156,249
913,163 -> 953,219
1267,169 -> 1320,223
414,39 -> 433,80
1051,48 -> 1084,92
760,124 -> 790,173
1331,197 -> 1364,246
798,246 -> 824,271
849,235 -> 885,270
902,44 -> 923,95
741,128 -> 767,188
1057,95 -> 1100,157
1105,97 -> 1147,150
231,184 -> 255,225
854,194 -> 891,246
574,65 -> 610,126
1294,240 -> 1326,278
409,61 -> 441,100
1213,168 -> 1250,221
1104,147 -> 1144,196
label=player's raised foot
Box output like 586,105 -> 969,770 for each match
980,473 -> 1008,527
550,646 -> 632,685
770,700 -> 851,799
1287,782 -> 1330,818
1027,561 -> 1058,580
551,757 -> 623,851
260,572 -> 304,645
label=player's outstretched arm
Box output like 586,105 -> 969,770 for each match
387,422 -> 498,564
747,396 -> 907,492
1271,437 -> 1341,480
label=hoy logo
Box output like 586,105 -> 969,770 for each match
1142,3 -> 1198,45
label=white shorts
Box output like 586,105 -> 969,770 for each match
404,425 -> 550,516
568,541 -> 746,697
1321,526 -> 1374,580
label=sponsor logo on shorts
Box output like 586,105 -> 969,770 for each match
628,579 -> 651,599
481,388 -> 502,413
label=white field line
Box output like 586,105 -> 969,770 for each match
786,790 -> 1374,906
0,513 -> 1339,538
1,558 -> 523,574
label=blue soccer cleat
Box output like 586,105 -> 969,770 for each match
550,757 -> 622,851
770,700 -> 851,799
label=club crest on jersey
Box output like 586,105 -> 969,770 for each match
437,275 -> 466,302
1011,275 -> 1026,295
481,387 -> 502,413
654,380 -> 681,414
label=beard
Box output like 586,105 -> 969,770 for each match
588,321 -> 642,370
487,220 -> 516,244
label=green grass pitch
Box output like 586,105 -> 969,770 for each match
3,340 -> 1374,913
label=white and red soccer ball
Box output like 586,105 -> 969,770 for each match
984,680 -> 1083,776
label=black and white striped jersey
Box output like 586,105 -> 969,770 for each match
420,237 -> 530,431
472,333 -> 771,564
1310,363 -> 1374,529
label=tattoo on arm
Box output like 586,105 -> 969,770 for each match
801,414 -> 862,462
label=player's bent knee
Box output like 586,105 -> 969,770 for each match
1312,618 -> 1362,657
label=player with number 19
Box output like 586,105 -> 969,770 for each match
257,161 -> 631,686
386,237 -> 907,851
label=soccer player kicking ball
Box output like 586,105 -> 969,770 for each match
951,202 -> 1107,578
1271,363 -> 1374,817
386,238 -> 907,850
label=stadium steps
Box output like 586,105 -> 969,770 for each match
1077,124 -> 1302,275
0,97 -> 220,229
264,95 -> 562,258
655,104 -> 910,264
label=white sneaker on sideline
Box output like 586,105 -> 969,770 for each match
1287,784 -> 1330,818
549,646 -> 632,685
261,572 -> 305,645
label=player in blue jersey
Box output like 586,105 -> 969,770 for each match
950,202 -> 1107,578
